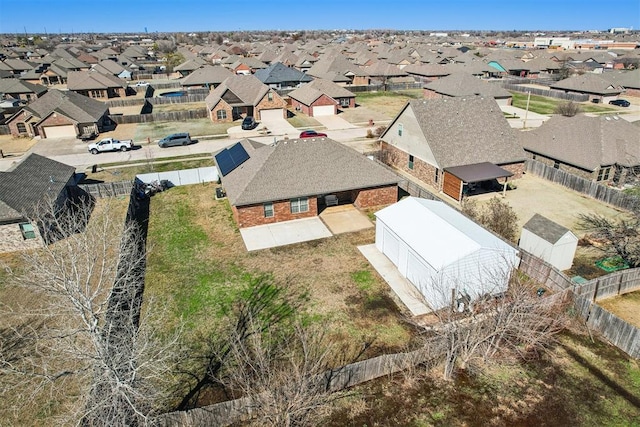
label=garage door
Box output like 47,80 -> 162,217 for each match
382,229 -> 400,267
42,125 -> 76,139
259,109 -> 285,121
313,105 -> 335,116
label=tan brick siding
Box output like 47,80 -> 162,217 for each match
380,141 -> 442,189
256,91 -> 288,120
210,99 -> 233,123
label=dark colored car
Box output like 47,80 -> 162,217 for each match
158,132 -> 192,148
241,116 -> 257,130
609,99 -> 630,107
299,130 -> 328,138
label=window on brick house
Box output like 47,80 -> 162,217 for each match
597,167 -> 611,182
553,161 -> 560,169
263,202 -> 274,218
17,123 -> 27,134
408,155 -> 414,170
398,123 -> 403,136
217,110 -> 227,120
290,197 -> 309,214
267,91 -> 273,101
435,168 -> 439,183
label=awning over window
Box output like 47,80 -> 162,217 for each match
444,162 -> 513,183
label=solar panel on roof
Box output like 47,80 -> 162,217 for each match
228,142 -> 250,167
215,142 -> 251,176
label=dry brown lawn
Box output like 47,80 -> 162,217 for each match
598,290 -> 640,328
0,134 -> 39,156
339,90 -> 423,124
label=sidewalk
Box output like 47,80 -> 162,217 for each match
501,105 -> 551,129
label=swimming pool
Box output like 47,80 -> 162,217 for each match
160,91 -> 187,97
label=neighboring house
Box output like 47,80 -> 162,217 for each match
228,58 -> 268,75
67,70 -> 126,99
550,74 -> 623,104
288,78 -> 357,116
375,197 -> 519,311
216,137 -> 400,228
519,114 -> 640,186
0,154 -> 78,253
307,56 -> 371,86
254,62 -> 313,90
92,59 -> 132,80
519,214 -> 578,271
173,58 -> 208,77
204,74 -> 288,122
6,89 -> 112,139
423,72 -> 513,105
180,65 -> 233,89
380,97 -> 526,201
606,69 -> 640,97
0,78 -> 48,102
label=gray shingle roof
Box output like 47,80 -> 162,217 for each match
23,89 -> 108,123
67,70 -> 125,90
0,154 -> 75,222
306,78 -> 355,98
287,85 -> 327,105
254,62 -> 313,85
0,78 -> 47,96
523,213 -> 573,244
219,138 -> 400,206
180,65 -> 233,86
519,114 -> 640,170
550,73 -> 623,95
385,97 -> 525,169
423,72 -> 512,98
205,75 -> 270,110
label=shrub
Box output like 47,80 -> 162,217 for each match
555,101 -> 581,117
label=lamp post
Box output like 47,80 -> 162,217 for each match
523,91 -> 531,129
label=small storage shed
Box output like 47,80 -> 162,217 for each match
519,214 -> 578,271
375,197 -> 519,311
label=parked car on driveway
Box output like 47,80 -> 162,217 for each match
609,99 -> 630,107
158,132 -> 192,148
241,116 -> 257,130
299,130 -> 327,138
88,138 -> 133,154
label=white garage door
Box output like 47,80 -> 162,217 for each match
313,105 -> 335,116
259,109 -> 285,121
43,125 -> 76,139
382,229 -> 400,267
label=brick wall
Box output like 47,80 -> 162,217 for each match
291,98 -> 312,116
0,222 -> 43,253
6,112 -> 33,137
499,162 -> 525,180
235,197 -> 318,228
210,99 -> 233,123
309,94 -> 337,117
381,141 -> 441,189
37,113 -> 77,137
525,151 -> 595,181
338,97 -> 356,109
352,185 -> 398,208
256,91 -> 288,120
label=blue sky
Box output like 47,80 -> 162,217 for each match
1,0 -> 639,34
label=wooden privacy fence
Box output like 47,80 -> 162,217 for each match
111,108 -> 208,124
525,159 -> 640,211
518,251 -> 574,292
502,83 -> 589,101
79,181 -> 133,198
574,268 -> 640,301
574,295 -> 640,358
149,93 -> 208,105
155,347 -> 437,426
106,97 -> 146,108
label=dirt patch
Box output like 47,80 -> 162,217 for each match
598,290 -> 640,328
339,90 -> 423,124
471,175 -> 626,236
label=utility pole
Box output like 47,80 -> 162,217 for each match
523,91 -> 531,129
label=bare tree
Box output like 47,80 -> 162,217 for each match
412,268 -> 567,380
555,101 -> 581,117
578,207 -> 640,268
461,197 -> 519,243
221,319 -> 357,427
1,196 -> 179,425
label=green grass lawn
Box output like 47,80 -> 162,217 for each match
511,92 -> 618,115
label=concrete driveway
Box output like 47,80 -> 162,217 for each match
240,217 -> 332,251
258,116 -> 298,139
315,114 -> 358,130
501,105 -> 550,129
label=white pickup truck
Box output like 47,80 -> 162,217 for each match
88,138 -> 133,154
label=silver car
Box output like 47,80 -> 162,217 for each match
158,132 -> 192,148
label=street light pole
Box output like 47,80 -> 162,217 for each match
523,91 -> 531,129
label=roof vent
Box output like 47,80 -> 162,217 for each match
613,115 -> 619,120
605,116 -> 611,121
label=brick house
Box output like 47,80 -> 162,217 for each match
380,97 -> 525,201
288,78 -> 356,116
520,114 -> 640,186
0,78 -> 48,102
205,75 -> 287,122
550,74 -> 623,104
423,72 -> 513,106
215,138 -> 400,228
254,62 -> 313,90
0,154 -> 78,253
6,89 -> 113,139
67,70 -> 126,99
180,65 -> 233,90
